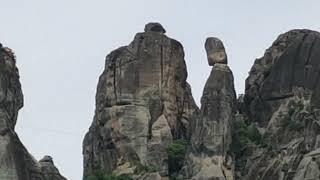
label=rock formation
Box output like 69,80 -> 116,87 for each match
0,44 -> 66,180
205,37 -> 228,65
234,29 -> 320,180
82,22 -> 199,179
182,37 -> 236,180
83,24 -> 320,180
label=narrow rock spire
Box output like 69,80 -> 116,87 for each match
182,38 -> 236,180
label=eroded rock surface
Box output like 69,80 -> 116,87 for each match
0,44 -> 66,180
205,37 -> 228,65
234,29 -> 320,180
144,22 -> 166,34
244,29 -> 320,126
83,24 -> 320,180
83,23 -> 199,179
182,41 -> 236,180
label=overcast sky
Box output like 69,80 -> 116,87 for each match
1,0 -> 320,179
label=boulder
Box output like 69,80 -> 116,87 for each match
205,37 -> 228,65
144,22 -> 166,33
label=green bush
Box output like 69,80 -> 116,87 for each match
287,120 -> 304,131
231,118 -> 263,156
280,101 -> 305,131
247,124 -> 262,144
167,139 -> 188,176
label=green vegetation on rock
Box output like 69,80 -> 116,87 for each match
231,116 -> 262,156
281,100 -> 305,131
167,139 -> 188,177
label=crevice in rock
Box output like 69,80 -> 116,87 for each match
113,62 -> 117,103
0,128 -> 9,136
305,36 -> 316,66
116,101 -> 132,106
264,94 -> 294,101
160,43 -> 164,97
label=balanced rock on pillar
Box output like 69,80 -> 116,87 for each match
205,37 -> 228,65
181,37 -> 236,180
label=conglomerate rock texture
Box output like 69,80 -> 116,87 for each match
83,24 -> 320,180
0,44 -> 66,180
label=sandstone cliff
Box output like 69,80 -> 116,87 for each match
235,29 -> 320,180
83,24 -> 237,180
0,44 -> 66,180
83,24 -> 320,180
83,23 -> 199,180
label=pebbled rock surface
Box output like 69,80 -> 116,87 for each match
82,23 -> 199,179
236,29 -> 320,180
0,44 -> 66,180
182,40 -> 236,180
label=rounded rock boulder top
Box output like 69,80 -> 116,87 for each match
144,22 -> 166,34
205,37 -> 227,66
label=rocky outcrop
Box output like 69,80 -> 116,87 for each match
244,29 -> 320,127
82,23 -> 199,179
235,30 -> 320,180
83,23 -> 320,180
0,44 -> 66,180
182,38 -> 236,180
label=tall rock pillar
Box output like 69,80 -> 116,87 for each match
83,23 -> 199,179
183,37 -> 236,180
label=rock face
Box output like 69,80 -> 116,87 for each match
182,41 -> 236,180
234,29 -> 320,180
0,44 -> 66,180
83,23 -> 199,179
83,24 -> 320,180
205,37 -> 228,65
244,29 -> 320,126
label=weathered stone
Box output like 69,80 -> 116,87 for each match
236,29 -> 320,180
182,41 -> 236,180
205,37 -> 228,65
83,23 -> 199,179
0,45 -> 66,180
293,148 -> 320,180
144,22 -> 166,33
82,24 -> 320,180
244,29 -> 320,126
193,63 -> 236,155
